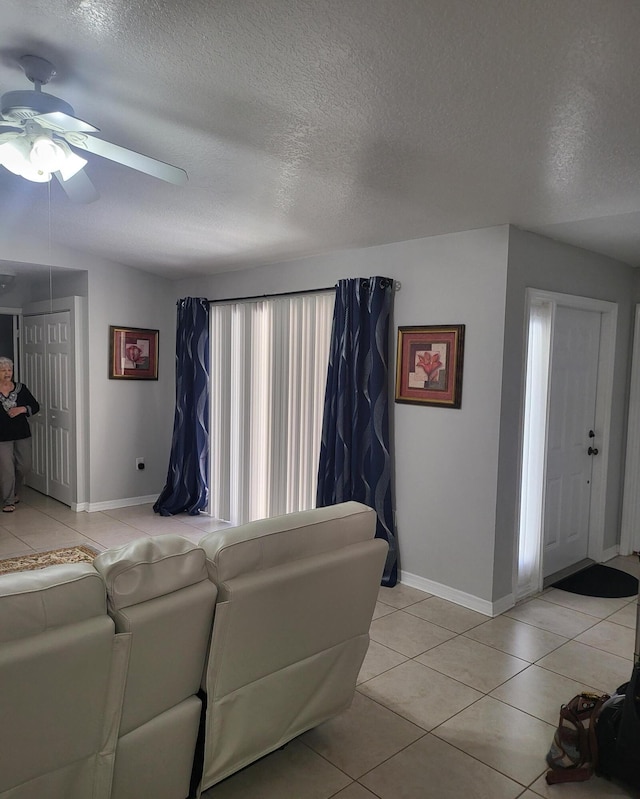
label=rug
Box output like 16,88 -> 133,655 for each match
552,564 -> 639,598
0,545 -> 98,576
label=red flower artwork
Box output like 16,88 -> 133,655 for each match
416,351 -> 443,381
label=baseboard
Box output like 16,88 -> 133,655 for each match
83,495 -> 159,513
399,570 -> 515,617
601,544 -> 620,562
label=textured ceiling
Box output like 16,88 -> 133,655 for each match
1,0 -> 640,279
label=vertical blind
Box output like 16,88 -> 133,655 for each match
210,291 -> 334,525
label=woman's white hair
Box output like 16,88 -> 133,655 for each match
0,357 -> 13,368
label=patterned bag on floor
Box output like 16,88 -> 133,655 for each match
545,691 -> 610,785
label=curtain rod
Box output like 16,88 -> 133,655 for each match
207,279 -> 401,306
208,286 -> 335,305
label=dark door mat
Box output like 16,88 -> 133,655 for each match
552,564 -> 638,598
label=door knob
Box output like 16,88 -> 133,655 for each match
588,446 -> 599,456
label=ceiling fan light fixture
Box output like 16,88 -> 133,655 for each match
29,134 -> 66,172
18,161 -> 52,182
55,141 -> 87,181
0,54 -> 188,199
0,137 -> 28,172
0,137 -> 51,182
0,132 -> 86,183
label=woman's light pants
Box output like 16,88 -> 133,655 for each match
0,438 -> 32,506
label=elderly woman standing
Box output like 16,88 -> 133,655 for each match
0,357 -> 39,513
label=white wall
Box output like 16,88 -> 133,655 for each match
635,271 -> 640,302
176,225 -> 511,607
1,235 -> 176,508
29,270 -> 88,302
86,261 -> 175,505
493,228 -> 636,601
7,223 -> 633,608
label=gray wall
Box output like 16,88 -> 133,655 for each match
635,271 -> 640,301
86,259 -> 175,504
493,227 -> 636,601
5,224 -> 634,607
0,241 -> 175,509
177,225 -> 511,605
28,270 -> 88,303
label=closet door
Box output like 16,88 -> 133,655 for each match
22,312 -> 74,506
46,313 -> 73,505
22,315 -> 47,495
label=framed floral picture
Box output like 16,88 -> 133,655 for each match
395,324 -> 465,408
109,326 -> 159,380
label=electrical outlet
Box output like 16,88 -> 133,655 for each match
136,458 -> 145,471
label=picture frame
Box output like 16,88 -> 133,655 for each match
109,326 -> 159,380
395,324 -> 465,408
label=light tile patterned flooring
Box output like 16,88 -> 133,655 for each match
2,488 -> 640,798
0,486 -> 232,558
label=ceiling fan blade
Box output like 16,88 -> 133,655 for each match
65,132 -> 188,185
35,111 -> 99,133
54,168 -> 99,203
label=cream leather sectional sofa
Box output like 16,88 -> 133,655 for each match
0,501 -> 387,799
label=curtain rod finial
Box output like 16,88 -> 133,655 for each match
394,281 -> 401,291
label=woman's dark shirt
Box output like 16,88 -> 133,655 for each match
0,383 -> 39,441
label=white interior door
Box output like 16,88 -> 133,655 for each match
22,312 -> 74,506
22,315 -> 47,494
46,313 -> 73,505
543,306 -> 601,577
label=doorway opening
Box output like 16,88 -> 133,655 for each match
516,290 -> 617,601
0,314 -> 17,364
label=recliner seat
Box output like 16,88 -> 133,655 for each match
197,501 -> 388,790
0,563 -> 128,799
94,535 -> 217,799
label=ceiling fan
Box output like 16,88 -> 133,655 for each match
0,55 -> 188,202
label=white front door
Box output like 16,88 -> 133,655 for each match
22,312 -> 74,506
543,306 -> 601,577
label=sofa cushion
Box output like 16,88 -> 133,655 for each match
199,501 -> 376,587
197,501 -> 387,789
0,563 -> 124,799
207,540 -> 387,696
110,580 -> 216,734
0,563 -> 106,643
94,534 -> 209,611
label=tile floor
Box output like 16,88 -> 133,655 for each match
2,488 -> 640,798
0,486 -> 232,559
